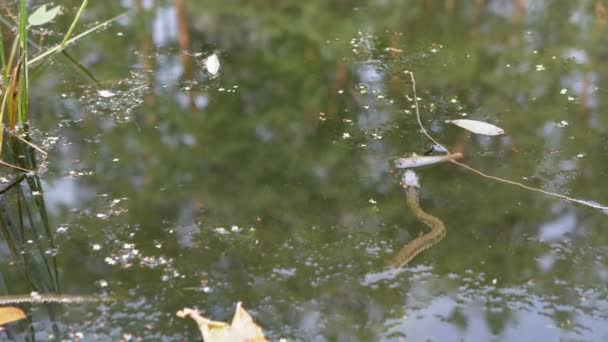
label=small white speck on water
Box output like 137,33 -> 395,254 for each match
506,64 -> 511,68
338,89 -> 344,94
105,257 -> 117,265
205,53 -> 220,75
560,88 -> 567,94
492,278 -> 497,285
202,286 -> 212,293
92,244 -> 101,251
369,199 -> 377,204
96,213 -> 108,219
576,153 -> 585,158
97,89 -> 116,98
567,96 -> 575,102
557,120 -> 569,128
535,64 -> 545,71
342,132 -> 351,139
98,280 -> 108,287
450,98 -> 458,103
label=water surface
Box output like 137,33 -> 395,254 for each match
1,1 -> 608,340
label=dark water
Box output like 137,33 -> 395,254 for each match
1,0 -> 608,340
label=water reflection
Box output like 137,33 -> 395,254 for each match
0,0 -> 606,339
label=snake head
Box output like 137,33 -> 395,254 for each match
402,170 -> 420,188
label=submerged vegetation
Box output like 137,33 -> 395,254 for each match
0,1 -> 123,338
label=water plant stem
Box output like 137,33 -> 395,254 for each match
60,0 -> 88,49
407,71 -> 608,211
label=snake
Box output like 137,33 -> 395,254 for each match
389,170 -> 446,268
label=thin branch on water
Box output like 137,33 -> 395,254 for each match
407,71 -> 608,211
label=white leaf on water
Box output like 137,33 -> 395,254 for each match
448,119 -> 504,136
97,90 -> 116,98
28,5 -> 61,26
205,54 -> 220,75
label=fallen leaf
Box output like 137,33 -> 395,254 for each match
28,5 -> 61,26
205,54 -> 220,75
177,302 -> 267,342
448,119 -> 504,136
0,307 -> 26,326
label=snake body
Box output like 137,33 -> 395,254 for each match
390,170 -> 446,268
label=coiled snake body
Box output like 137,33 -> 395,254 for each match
390,170 -> 446,268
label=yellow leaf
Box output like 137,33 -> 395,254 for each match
177,302 -> 267,342
0,307 -> 26,326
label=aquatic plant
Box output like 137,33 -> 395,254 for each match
0,1 -> 124,173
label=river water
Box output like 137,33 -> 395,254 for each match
1,1 -> 607,340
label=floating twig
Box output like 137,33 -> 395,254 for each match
407,71 -> 608,211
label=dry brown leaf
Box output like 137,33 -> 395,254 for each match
0,307 -> 26,326
177,302 -> 267,342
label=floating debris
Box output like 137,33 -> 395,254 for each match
28,4 -> 61,26
448,119 -> 505,136
395,152 -> 463,169
97,89 -> 116,98
205,53 -> 220,75
177,302 -> 267,342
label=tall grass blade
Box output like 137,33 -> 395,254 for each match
29,12 -> 126,66
18,0 -> 28,124
60,0 -> 88,49
0,21 -> 7,85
